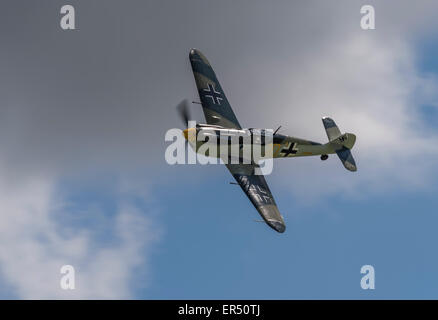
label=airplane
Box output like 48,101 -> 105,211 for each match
177,48 -> 357,233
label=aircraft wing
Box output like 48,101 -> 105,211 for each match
226,163 -> 286,233
189,49 -> 242,129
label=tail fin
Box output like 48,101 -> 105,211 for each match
322,117 -> 357,172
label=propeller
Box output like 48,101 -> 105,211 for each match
176,99 -> 191,127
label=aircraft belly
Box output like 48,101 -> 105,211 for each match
274,143 -> 335,158
295,144 -> 334,156
194,140 -> 274,162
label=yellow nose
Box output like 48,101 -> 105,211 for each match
183,128 -> 196,140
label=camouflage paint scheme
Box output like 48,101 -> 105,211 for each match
186,49 -> 357,233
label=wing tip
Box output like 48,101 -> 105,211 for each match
189,48 -> 210,66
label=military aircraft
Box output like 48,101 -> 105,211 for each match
177,48 -> 357,233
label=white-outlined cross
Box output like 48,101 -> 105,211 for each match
203,83 -> 223,105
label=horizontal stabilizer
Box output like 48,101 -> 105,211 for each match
336,147 -> 357,172
322,117 -> 342,141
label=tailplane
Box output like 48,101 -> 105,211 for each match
322,117 -> 357,172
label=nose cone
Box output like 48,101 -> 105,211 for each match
183,128 -> 196,140
269,220 -> 286,233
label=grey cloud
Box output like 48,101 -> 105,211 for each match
2,0 -> 436,176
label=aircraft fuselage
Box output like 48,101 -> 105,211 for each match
183,124 -> 338,161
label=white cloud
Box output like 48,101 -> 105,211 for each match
235,28 -> 438,200
0,170 -> 160,299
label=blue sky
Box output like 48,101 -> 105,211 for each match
128,165 -> 438,299
1,1 -> 438,299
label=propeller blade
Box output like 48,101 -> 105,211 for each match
176,99 -> 191,126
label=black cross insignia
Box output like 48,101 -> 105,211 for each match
203,83 -> 223,105
281,142 -> 298,156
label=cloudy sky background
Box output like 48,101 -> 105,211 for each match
1,0 -> 438,298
